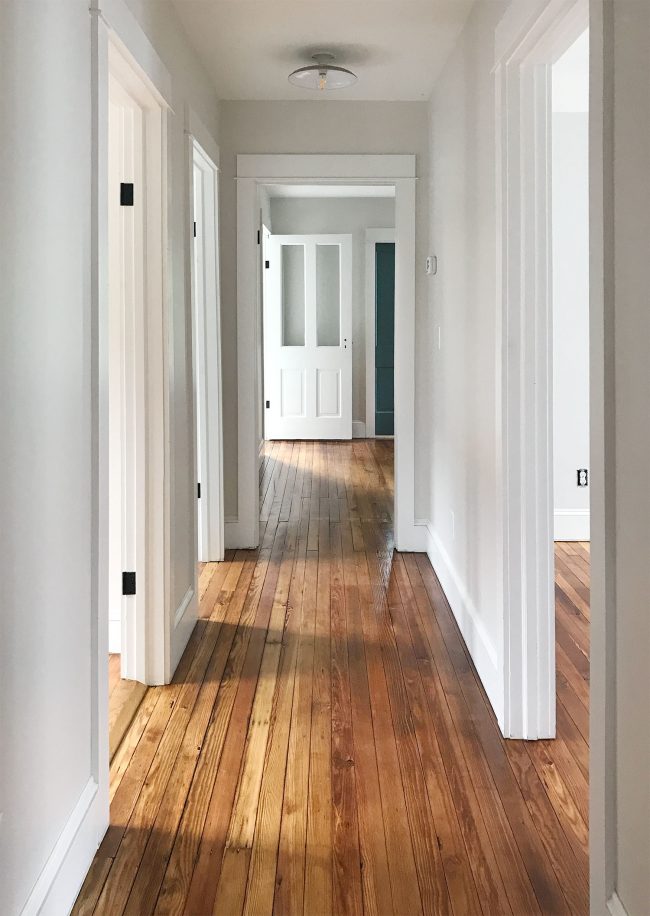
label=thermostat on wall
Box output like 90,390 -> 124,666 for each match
425,255 -> 438,275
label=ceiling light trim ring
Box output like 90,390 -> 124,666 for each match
288,53 -> 358,92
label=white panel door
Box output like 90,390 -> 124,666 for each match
264,234 -> 352,439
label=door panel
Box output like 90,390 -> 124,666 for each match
375,242 -> 395,436
317,369 -> 342,418
281,368 -> 306,417
265,234 -> 352,440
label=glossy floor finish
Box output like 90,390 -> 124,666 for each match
75,440 -> 589,915
108,654 -> 148,761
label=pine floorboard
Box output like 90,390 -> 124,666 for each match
74,440 -> 589,916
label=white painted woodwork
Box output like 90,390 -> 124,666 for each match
270,198 -> 394,432
494,0 -> 589,739
106,36 -> 175,688
264,234 -> 352,440
108,75 -> 147,677
191,140 -> 225,563
234,155 -> 419,551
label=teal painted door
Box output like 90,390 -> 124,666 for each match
375,242 -> 395,435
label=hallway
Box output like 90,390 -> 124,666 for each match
74,440 -> 589,916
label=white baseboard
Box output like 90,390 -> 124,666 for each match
225,516 -> 241,549
554,509 -> 590,541
225,516 -> 258,550
397,522 -> 427,553
170,585 -> 197,680
352,421 -> 367,439
420,521 -> 502,723
173,585 -> 195,629
22,778 -> 107,916
608,892 -> 629,916
108,619 -> 121,654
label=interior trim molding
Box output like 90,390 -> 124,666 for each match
607,893 -> 629,916
173,586 -> 195,628
235,154 -> 418,552
21,778 -> 103,916
554,508 -> 591,541
421,521 -> 502,725
352,421 -> 367,439
225,516 -> 256,550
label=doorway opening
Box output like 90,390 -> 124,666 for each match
235,155 -> 419,552
550,27 -> 591,761
106,38 -> 168,757
258,188 -> 396,533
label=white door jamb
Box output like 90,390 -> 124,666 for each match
190,136 -> 225,564
495,0 -> 589,739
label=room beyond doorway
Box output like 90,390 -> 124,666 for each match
233,154 -> 421,553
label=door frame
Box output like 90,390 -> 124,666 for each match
233,154 -> 418,551
365,228 -> 397,439
105,35 -> 170,687
190,137 -> 225,563
494,0 -> 589,739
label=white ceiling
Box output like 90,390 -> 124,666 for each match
265,183 -> 396,198
171,0 -> 475,101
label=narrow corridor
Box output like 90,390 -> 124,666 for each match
75,440 -> 589,916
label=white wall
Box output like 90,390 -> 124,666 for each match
0,3 -> 95,912
269,196 -> 395,431
0,1 -> 220,912
218,101 -> 428,518
425,1 -> 508,718
552,36 -> 590,542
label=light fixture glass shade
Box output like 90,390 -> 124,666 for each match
289,53 -> 357,91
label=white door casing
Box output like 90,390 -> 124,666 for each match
106,34 -> 171,688
494,0 -> 589,739
264,234 -> 353,440
107,74 -> 148,681
234,156 -> 418,552
191,139 -> 225,562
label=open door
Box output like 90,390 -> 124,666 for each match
264,233 -> 353,440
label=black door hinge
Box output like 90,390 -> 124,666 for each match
257,230 -> 261,245
120,183 -> 134,206
197,482 -> 201,498
122,571 -> 136,596
265,260 -> 270,269
193,221 -> 197,238
266,400 -> 270,408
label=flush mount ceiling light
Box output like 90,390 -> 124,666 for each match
288,52 -> 358,91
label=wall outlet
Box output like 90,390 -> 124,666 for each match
425,255 -> 438,276
577,469 -> 589,487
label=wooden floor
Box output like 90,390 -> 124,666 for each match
108,654 -> 148,762
75,440 -> 589,916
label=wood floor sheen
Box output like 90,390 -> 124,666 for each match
108,655 -> 148,762
74,440 -> 589,916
